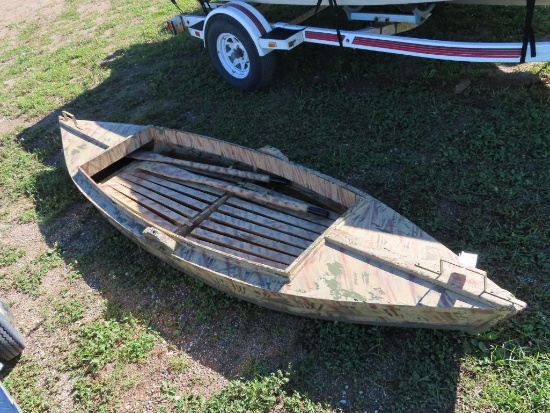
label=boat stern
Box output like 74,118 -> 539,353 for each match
59,112 -> 148,177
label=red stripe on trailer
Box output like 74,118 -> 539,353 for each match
305,31 -> 345,43
352,37 -> 521,58
226,3 -> 267,35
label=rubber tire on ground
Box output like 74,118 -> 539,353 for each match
207,16 -> 275,91
0,303 -> 25,362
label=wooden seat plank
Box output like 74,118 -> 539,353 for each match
190,227 -> 296,265
200,219 -> 303,256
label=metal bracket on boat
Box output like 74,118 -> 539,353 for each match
438,260 -> 488,295
60,111 -> 81,129
143,226 -> 178,252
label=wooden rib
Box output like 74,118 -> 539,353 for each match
187,237 -> 287,270
101,185 -> 179,233
176,193 -> 233,236
200,219 -> 303,256
189,227 -> 296,265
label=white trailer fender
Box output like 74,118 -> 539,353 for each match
204,1 -> 273,56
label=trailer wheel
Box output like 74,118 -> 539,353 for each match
0,302 -> 25,362
207,16 -> 275,90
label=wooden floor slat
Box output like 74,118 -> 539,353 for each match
200,219 -> 303,256
188,237 -> 287,270
208,211 -> 311,249
240,181 -> 337,225
190,227 -> 296,265
125,168 -> 220,203
103,182 -> 189,226
117,172 -> 211,213
102,185 -> 179,233
217,203 -> 321,240
227,198 -> 329,233
101,160 -> 338,268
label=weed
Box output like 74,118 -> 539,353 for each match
11,245 -> 63,296
1,358 -> 55,412
168,355 -> 190,374
70,317 -> 157,374
172,371 -> 329,413
0,244 -> 25,267
52,298 -> 85,325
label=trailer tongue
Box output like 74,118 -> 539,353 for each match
167,1 -> 550,90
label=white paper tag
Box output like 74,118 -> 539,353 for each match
458,251 -> 478,268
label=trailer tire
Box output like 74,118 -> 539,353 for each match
207,16 -> 275,90
0,302 -> 25,362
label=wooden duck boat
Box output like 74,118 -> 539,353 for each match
59,112 -> 525,333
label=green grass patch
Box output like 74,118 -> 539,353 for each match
11,245 -> 63,296
0,244 -> 25,267
168,371 -> 330,413
1,358 -> 55,412
69,313 -> 159,375
168,355 -> 191,374
52,298 -> 86,325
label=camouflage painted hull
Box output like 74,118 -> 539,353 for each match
59,114 -> 526,333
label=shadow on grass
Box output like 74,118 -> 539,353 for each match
9,6 -> 550,411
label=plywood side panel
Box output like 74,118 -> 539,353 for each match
151,127 -> 359,207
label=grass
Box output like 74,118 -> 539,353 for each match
0,0 -> 549,412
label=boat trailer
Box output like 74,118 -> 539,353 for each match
166,1 -> 550,89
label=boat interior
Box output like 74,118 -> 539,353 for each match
87,138 -> 348,271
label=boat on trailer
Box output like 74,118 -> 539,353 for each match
166,0 -> 550,89
59,112 -> 525,334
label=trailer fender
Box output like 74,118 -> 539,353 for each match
204,1 -> 272,57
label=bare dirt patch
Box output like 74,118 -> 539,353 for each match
0,0 -> 64,41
